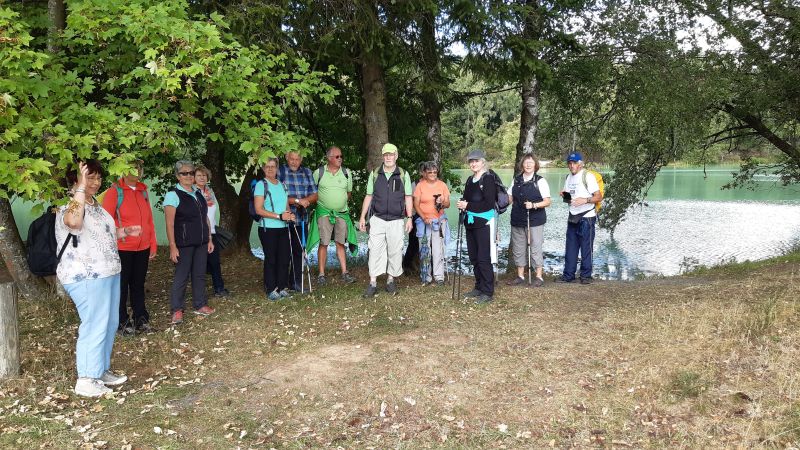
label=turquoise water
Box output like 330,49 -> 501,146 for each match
11,166 -> 800,279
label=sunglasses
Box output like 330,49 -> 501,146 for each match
178,171 -> 195,176
330,155 -> 342,159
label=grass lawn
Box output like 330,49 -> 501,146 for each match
1,250 -> 799,448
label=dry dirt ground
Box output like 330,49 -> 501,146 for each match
1,251 -> 799,448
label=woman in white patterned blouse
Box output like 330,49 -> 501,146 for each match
57,160 -> 141,398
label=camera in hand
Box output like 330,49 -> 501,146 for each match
433,194 -> 443,212
562,192 -> 572,203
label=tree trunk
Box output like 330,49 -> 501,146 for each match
0,199 -> 52,301
419,9 -> 444,166
201,139 -> 253,255
515,76 -> 541,167
0,276 -> 20,379
47,0 -> 66,53
360,60 -> 389,172
234,168 -> 259,253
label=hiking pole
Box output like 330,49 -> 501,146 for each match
452,210 -> 465,301
286,219 -> 295,291
527,207 -> 532,285
291,222 -> 313,294
440,224 -> 447,284
429,223 -> 434,284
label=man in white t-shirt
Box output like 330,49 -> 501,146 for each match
556,152 -> 602,284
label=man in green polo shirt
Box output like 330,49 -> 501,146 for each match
311,146 -> 356,285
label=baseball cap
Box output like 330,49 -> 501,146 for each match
466,149 -> 486,161
382,143 -> 398,154
566,152 -> 583,163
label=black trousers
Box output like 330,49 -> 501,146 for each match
466,224 -> 495,296
287,222 -> 308,290
170,244 -> 208,313
119,249 -> 150,327
258,227 -> 290,295
206,234 -> 226,292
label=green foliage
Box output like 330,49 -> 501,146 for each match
1,0 -> 335,204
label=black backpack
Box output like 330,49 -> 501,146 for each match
479,170 -> 510,214
26,207 -> 77,276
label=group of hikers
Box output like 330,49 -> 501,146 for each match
52,144 -> 601,397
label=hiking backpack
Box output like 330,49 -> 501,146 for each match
26,207 -> 77,276
479,169 -> 510,214
107,183 -> 149,224
248,179 -> 281,222
315,165 -> 350,186
584,169 -> 605,213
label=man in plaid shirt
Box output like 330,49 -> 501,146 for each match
279,151 -> 318,292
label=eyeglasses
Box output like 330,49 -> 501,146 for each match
264,165 -> 277,169
468,159 -> 479,164
330,155 -> 342,159
178,172 -> 195,176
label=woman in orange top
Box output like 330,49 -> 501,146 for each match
412,161 -> 450,286
101,160 -> 157,335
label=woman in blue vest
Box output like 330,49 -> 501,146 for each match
507,154 -> 551,287
164,160 -> 215,325
456,149 -> 497,304
254,157 -> 296,301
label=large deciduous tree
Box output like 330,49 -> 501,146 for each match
0,1 -> 334,297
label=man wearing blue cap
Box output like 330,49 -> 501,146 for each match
556,152 -> 602,284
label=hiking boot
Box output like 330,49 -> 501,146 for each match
214,288 -> 230,297
117,325 -> 135,337
363,284 -> 378,298
463,289 -> 482,299
435,280 -> 445,287
532,277 -> 544,288
136,322 -> 154,333
580,277 -> 593,285
386,281 -> 398,296
171,310 -> 183,325
74,378 -> 112,398
506,276 -> 526,286
100,370 -> 127,387
341,272 -> 356,284
317,275 -> 327,286
268,290 -> 281,301
554,276 -> 575,283
474,294 -> 493,305
279,288 -> 292,298
194,305 -> 215,316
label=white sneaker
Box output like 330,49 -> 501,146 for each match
74,377 -> 112,397
100,370 -> 127,386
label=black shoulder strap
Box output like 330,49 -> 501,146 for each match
56,234 -> 76,261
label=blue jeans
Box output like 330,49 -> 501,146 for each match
63,274 -> 121,378
562,216 -> 596,280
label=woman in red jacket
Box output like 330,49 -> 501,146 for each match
101,160 -> 158,335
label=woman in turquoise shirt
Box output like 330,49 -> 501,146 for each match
254,157 -> 296,301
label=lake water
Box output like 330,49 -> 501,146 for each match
11,166 -> 800,279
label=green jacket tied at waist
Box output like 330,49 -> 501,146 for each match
306,205 -> 359,255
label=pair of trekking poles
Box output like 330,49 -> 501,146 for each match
285,208 -> 313,294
